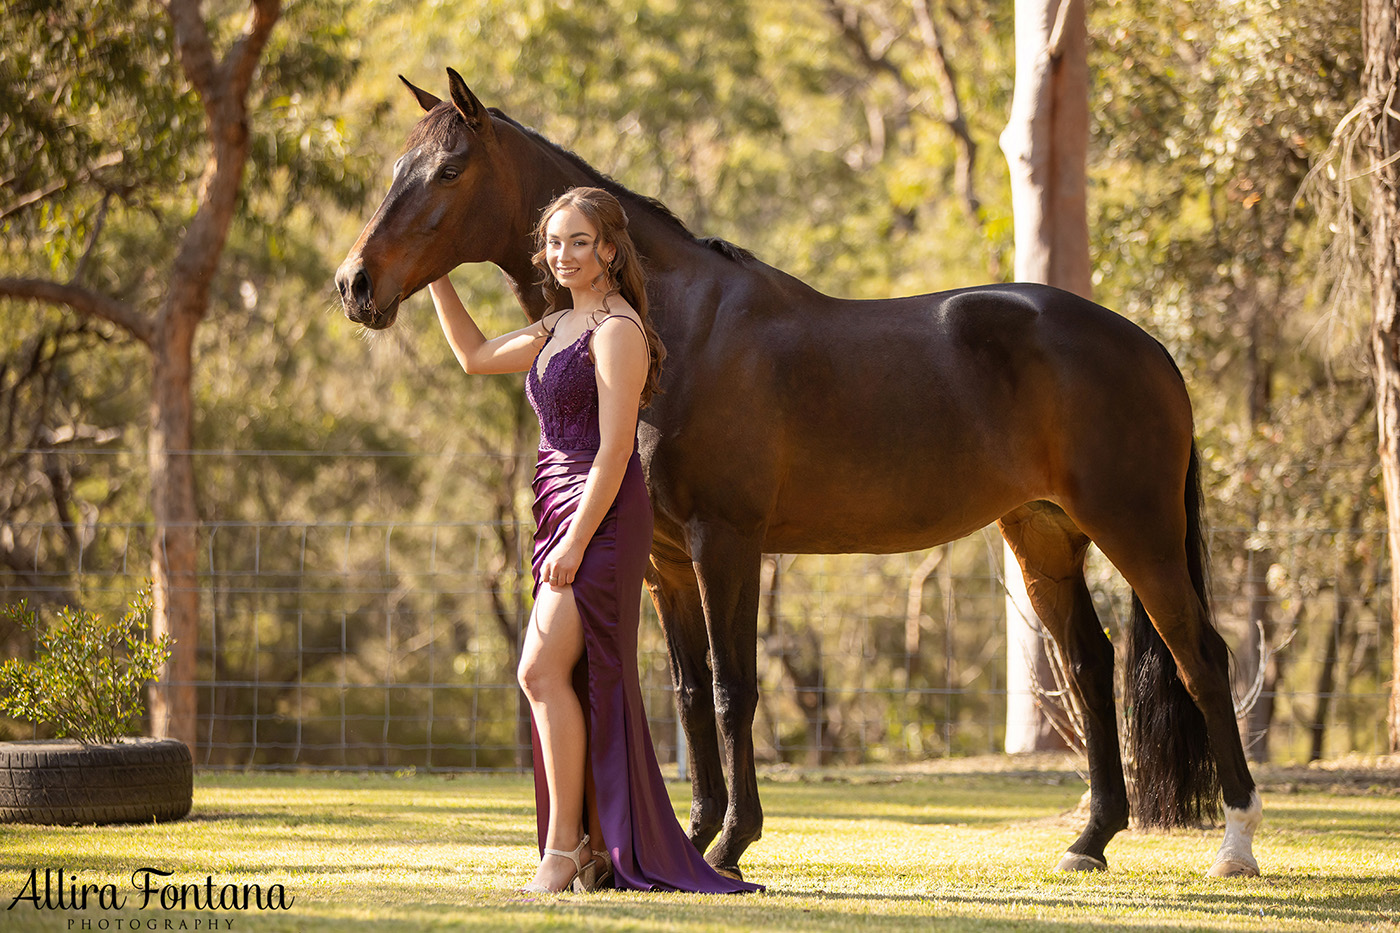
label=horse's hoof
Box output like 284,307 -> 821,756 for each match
1207,857 -> 1259,878
1055,852 -> 1107,872
713,865 -> 744,882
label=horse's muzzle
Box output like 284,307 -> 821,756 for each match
335,258 -> 400,329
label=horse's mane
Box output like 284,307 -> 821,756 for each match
404,102 -> 755,264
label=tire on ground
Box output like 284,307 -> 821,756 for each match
0,738 -> 193,825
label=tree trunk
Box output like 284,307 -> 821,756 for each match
147,313 -> 202,752
1240,546 -> 1281,762
1309,578 -> 1348,762
999,0 -> 1089,753
904,548 -> 945,686
1361,0 -> 1400,754
1000,0 -> 1091,296
761,555 -> 836,766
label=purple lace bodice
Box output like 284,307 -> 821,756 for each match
526,328 -> 601,451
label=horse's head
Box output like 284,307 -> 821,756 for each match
336,69 -> 522,329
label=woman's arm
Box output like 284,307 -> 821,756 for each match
536,314 -> 649,588
429,276 -> 553,374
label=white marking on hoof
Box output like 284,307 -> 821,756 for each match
1056,852 -> 1107,872
1207,858 -> 1260,878
1208,789 -> 1262,878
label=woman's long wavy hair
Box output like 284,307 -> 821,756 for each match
531,187 -> 666,406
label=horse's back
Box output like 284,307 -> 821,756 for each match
651,277 -> 1194,554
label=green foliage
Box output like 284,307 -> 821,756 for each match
0,589 -> 172,743
1,0 -> 385,635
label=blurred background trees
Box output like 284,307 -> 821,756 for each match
1,0 -> 1391,765
1,0 -> 374,749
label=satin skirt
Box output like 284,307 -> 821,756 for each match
529,447 -> 760,893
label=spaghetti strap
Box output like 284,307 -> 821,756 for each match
540,308 -> 570,337
586,313 -> 649,361
592,313 -> 646,341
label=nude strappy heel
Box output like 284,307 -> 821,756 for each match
573,847 -> 613,893
520,833 -> 590,894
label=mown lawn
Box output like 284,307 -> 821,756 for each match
0,757 -> 1396,932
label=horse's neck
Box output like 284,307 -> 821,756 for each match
497,251 -> 545,320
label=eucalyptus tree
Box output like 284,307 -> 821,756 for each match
1350,0 -> 1400,752
0,0 -> 369,749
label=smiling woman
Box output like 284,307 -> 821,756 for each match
420,187 -> 753,895
344,107 -> 752,893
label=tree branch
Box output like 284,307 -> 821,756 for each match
910,0 -> 982,219
164,0 -> 220,109
823,0 -> 906,84
0,279 -> 154,346
71,194 -> 113,287
223,0 -> 282,101
824,0 -> 984,222
161,0 -> 282,323
0,152 -> 124,223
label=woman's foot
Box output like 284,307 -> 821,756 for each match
521,834 -> 589,894
573,847 -> 614,893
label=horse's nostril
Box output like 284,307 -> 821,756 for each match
336,261 -> 375,310
351,269 -> 373,305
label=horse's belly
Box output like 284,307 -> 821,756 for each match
761,466 -> 1037,554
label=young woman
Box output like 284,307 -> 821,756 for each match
428,187 -> 760,895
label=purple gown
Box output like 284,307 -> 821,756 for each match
524,320 -> 761,894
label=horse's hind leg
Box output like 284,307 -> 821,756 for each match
1000,503 -> 1129,871
644,552 -> 727,852
1075,489 -> 1260,877
1108,552 -> 1261,876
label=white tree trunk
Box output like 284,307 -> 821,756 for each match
1360,0 -> 1400,754
1000,0 -> 1089,753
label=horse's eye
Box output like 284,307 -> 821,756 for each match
439,166 -> 461,182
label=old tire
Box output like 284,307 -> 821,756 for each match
0,738 -> 193,825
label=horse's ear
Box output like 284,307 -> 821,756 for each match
446,68 -> 494,138
399,75 -> 441,112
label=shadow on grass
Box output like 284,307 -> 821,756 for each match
923,880 -> 1396,927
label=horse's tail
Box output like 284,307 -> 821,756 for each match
1125,440 -> 1222,827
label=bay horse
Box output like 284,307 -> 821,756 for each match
335,69 -> 1263,879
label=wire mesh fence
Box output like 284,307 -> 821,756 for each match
1,507 -> 1393,771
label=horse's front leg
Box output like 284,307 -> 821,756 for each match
688,518 -> 764,877
644,552 -> 727,852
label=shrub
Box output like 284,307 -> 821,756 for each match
0,590 -> 172,743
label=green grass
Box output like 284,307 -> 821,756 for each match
0,758 -> 1396,931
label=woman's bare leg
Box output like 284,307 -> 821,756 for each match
518,583 -> 588,891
